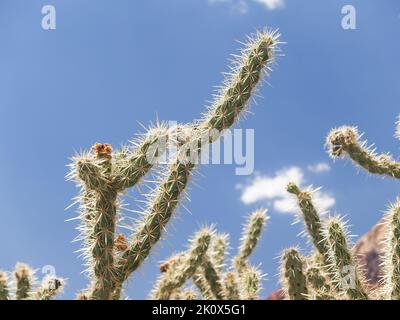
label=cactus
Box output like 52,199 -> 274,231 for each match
0,263 -> 64,300
305,267 -> 334,300
280,248 -> 308,300
323,217 -> 368,299
151,208 -> 268,300
382,198 -> 400,299
240,265 -> 263,300
234,209 -> 269,272
64,29 -> 279,300
14,263 -> 34,300
151,228 -> 212,299
326,126 -> 400,179
0,271 -> 9,300
202,256 -> 224,299
223,272 -> 240,300
35,276 -> 64,300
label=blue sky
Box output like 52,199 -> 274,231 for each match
0,0 -> 399,299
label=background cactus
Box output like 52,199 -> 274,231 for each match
151,208 -> 268,300
0,263 -> 64,300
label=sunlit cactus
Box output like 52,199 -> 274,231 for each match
14,263 -> 34,300
280,248 -> 308,300
151,208 -> 268,300
0,271 -> 9,300
326,126 -> 400,179
0,263 -> 64,300
64,29 -> 279,300
235,209 -> 269,272
34,276 -> 64,300
382,198 -> 400,299
151,228 -> 212,299
323,217 -> 368,300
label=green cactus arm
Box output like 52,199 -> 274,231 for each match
151,228 -> 212,300
235,209 -> 268,271
202,256 -> 224,300
0,271 -> 10,300
326,126 -> 400,179
35,277 -> 64,300
202,30 -> 279,133
223,272 -> 241,300
192,272 -> 214,300
241,265 -> 262,300
114,160 -> 195,287
305,267 -> 335,300
281,248 -> 309,300
287,183 -> 329,259
71,156 -> 110,191
14,263 -> 34,300
210,233 -> 229,273
112,126 -> 169,191
191,233 -> 228,300
77,149 -> 118,300
323,217 -> 368,300
382,199 -> 400,299
88,29 -> 277,295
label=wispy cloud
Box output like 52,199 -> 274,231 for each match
253,0 -> 284,10
208,0 -> 284,14
238,166 -> 335,215
307,162 -> 331,174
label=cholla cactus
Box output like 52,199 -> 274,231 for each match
151,228 -> 212,299
152,208 -> 268,300
382,199 -> 400,299
287,183 -> 328,260
234,209 -> 269,272
35,276 -> 64,300
0,263 -> 64,300
323,217 -> 368,300
280,248 -> 308,300
66,29 -> 279,300
0,272 -> 9,300
326,126 -> 400,179
14,263 -> 34,300
305,267 -> 333,300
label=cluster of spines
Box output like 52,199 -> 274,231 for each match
284,182 -> 370,300
0,263 -> 64,300
151,208 -> 268,300
67,29 -> 278,299
280,248 -> 308,300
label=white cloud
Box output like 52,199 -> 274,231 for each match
208,0 -> 284,13
239,166 -> 335,215
307,162 -> 331,174
253,0 -> 284,10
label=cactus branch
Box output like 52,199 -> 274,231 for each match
235,209 -> 268,272
323,217 -> 368,300
151,228 -> 212,299
326,126 -> 400,179
0,271 -> 9,300
383,198 -> 400,299
14,263 -> 34,300
281,248 -> 308,300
